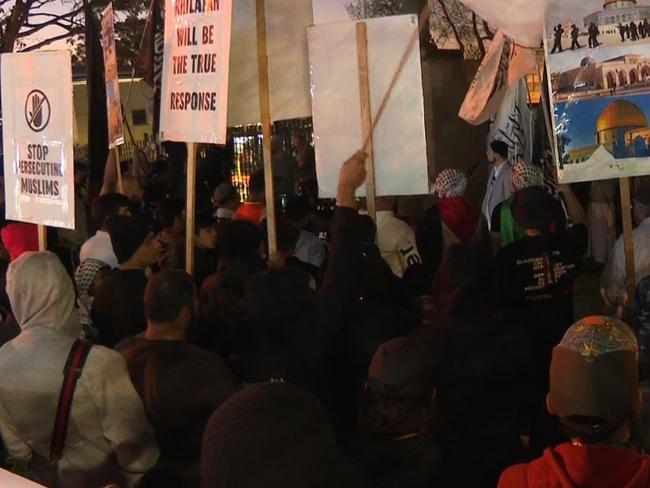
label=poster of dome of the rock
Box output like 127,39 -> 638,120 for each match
546,0 -> 650,183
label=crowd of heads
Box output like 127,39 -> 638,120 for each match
0,139 -> 649,488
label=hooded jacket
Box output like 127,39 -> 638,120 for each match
0,252 -> 158,487
498,443 -> 650,488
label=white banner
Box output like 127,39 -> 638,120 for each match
101,3 -> 125,148
459,31 -> 537,126
0,469 -> 44,487
308,15 -> 429,197
228,0 -> 313,126
489,78 -> 534,164
1,51 -> 75,230
160,0 -> 232,143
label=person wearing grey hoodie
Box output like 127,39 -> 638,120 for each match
0,252 -> 159,487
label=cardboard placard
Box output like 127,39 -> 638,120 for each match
160,0 -> 233,143
1,51 -> 75,229
101,3 -> 125,148
308,15 -> 429,197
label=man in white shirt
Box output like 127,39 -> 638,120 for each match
80,193 -> 132,269
375,197 -> 421,278
482,140 -> 514,230
601,183 -> 650,307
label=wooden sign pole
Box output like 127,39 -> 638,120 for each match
256,0 -> 277,261
186,142 -> 196,274
619,177 -> 636,303
113,147 -> 124,194
356,21 -> 377,222
37,225 -> 47,252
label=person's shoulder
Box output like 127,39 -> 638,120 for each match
496,462 -> 528,487
182,343 -> 232,372
85,343 -> 128,372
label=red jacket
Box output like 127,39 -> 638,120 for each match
498,443 -> 650,488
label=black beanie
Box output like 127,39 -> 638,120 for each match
105,215 -> 151,264
201,382 -> 346,488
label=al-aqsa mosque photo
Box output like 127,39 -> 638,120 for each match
561,96 -> 650,164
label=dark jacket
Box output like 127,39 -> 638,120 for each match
237,207 -> 362,399
91,269 -> 148,347
117,337 -> 238,485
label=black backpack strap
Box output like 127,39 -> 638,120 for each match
49,338 -> 93,463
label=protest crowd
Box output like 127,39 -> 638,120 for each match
3,0 -> 650,486
0,131 -> 649,488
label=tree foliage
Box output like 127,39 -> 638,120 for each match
0,0 -> 148,70
429,0 -> 493,59
344,0 -> 493,60
346,0 -> 403,19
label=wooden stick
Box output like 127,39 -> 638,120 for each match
256,0 -> 277,261
113,147 -> 124,194
362,4 -> 430,152
37,225 -> 47,252
356,22 -> 377,222
619,177 -> 636,302
536,55 -> 555,151
186,142 -> 196,274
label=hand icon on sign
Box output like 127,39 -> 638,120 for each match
24,89 -> 50,132
30,92 -> 43,128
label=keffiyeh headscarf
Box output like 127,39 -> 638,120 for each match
74,258 -> 108,325
434,169 -> 467,199
511,162 -> 544,192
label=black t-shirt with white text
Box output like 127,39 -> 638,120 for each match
494,224 -> 588,360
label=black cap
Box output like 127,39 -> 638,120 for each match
512,186 -> 557,231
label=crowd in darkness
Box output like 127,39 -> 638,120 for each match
0,136 -> 649,487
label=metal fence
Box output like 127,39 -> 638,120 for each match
230,117 -> 313,200
75,117 -> 314,200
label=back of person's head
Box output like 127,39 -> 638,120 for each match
511,186 -> 557,232
105,215 -> 153,264
202,382 -> 345,488
247,267 -> 313,337
443,242 -> 492,314
248,170 -> 265,198
490,140 -> 510,160
196,216 -> 218,249
548,316 -> 640,444
213,182 -> 239,207
156,198 -> 184,231
145,269 -> 196,324
92,193 -> 131,229
7,251 -> 77,333
360,337 -> 437,437
434,168 -> 467,199
217,219 -> 262,260
285,195 -> 312,225
510,161 -> 544,192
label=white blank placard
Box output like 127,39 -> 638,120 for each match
308,15 -> 429,197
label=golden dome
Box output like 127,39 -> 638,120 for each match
596,99 -> 648,134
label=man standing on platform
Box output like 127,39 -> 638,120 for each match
482,140 -> 513,231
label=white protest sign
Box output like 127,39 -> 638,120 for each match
228,0 -> 313,126
1,51 -> 75,229
160,0 -> 232,143
0,469 -> 44,487
308,15 -> 429,197
101,3 -> 125,148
